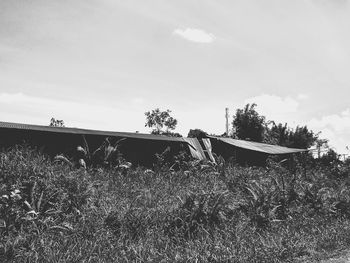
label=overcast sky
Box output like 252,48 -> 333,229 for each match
0,0 -> 349,154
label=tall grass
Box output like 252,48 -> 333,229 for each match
1,146 -> 350,262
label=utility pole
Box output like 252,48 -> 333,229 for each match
225,107 -> 229,136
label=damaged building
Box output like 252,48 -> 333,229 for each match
207,136 -> 308,166
0,121 -> 307,167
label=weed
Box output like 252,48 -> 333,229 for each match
1,146 -> 350,262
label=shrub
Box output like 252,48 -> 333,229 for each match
2,145 -> 350,262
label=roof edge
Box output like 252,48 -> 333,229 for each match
0,121 -> 186,142
208,135 -> 308,154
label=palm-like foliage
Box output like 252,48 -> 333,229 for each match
54,136 -> 126,168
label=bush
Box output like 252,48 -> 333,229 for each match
2,146 -> 350,262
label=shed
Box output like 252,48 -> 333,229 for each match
0,121 -> 205,166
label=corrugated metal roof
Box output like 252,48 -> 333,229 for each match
209,136 -> 308,155
202,138 -> 216,162
183,138 -> 207,160
0,121 -> 187,143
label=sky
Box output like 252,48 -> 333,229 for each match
0,0 -> 349,154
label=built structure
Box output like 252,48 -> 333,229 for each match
0,121 -> 307,166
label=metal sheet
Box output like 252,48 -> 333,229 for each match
209,136 -> 308,155
183,138 -> 207,160
0,121 -> 186,143
202,138 -> 216,162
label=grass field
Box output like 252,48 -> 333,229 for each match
1,146 -> 350,262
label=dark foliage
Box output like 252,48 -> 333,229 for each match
2,146 -> 350,262
49,118 -> 65,127
187,129 -> 208,139
232,103 -> 265,142
231,104 -> 318,150
145,108 -> 178,136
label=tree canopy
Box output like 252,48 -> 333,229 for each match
231,103 -> 318,149
145,108 -> 179,136
49,118 -> 65,127
187,129 -> 207,139
268,122 -> 318,149
232,103 -> 266,142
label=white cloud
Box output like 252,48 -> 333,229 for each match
308,110 -> 350,133
131,97 -> 145,105
297,93 -> 309,100
173,28 -> 215,43
307,109 -> 350,153
244,94 -> 300,124
341,108 -> 350,116
0,93 -> 28,104
0,93 -> 145,132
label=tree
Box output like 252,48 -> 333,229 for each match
187,129 -> 207,139
287,125 -> 318,149
319,148 -> 340,166
50,118 -> 65,127
145,108 -> 178,136
231,104 -> 318,149
266,122 -> 289,145
232,103 -> 266,142
267,123 -> 318,149
315,138 -> 329,159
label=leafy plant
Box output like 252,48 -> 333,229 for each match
49,118 -> 65,127
54,136 -> 127,169
145,108 -> 178,135
2,145 -> 350,262
232,103 -> 266,142
165,190 -> 234,238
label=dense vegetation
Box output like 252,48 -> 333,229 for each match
231,103 -> 319,150
1,146 -> 350,262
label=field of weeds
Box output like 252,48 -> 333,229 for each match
1,146 -> 350,262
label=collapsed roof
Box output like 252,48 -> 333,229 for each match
183,138 -> 215,162
0,121 -> 186,143
0,121 -> 308,166
0,121 -> 208,165
208,136 -> 308,155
